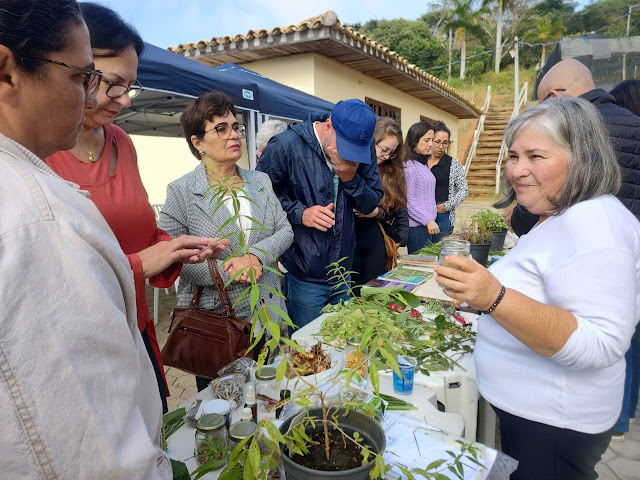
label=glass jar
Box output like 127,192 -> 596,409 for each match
201,399 -> 232,432
255,366 -> 279,420
228,420 -> 258,451
344,338 -> 368,382
194,413 -> 229,468
438,239 -> 470,290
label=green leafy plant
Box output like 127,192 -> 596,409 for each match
198,164 -> 482,479
472,209 -> 508,232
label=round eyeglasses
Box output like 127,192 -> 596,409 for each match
377,144 -> 397,159
101,77 -> 143,99
22,56 -> 102,99
204,124 -> 247,140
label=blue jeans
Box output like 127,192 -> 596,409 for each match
407,211 -> 453,253
614,322 -> 640,433
426,210 -> 453,244
283,273 -> 350,332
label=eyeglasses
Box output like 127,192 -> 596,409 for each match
376,144 -> 397,159
101,77 -> 143,99
204,123 -> 246,140
542,89 -> 567,102
22,56 -> 102,98
433,140 -> 450,147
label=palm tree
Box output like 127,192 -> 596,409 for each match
445,0 -> 488,79
523,14 -> 564,68
494,0 -> 516,73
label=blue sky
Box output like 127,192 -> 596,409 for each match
92,0 -> 591,49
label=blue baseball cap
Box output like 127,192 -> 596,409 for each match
330,99 -> 376,164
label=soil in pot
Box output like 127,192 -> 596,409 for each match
288,426 -> 372,472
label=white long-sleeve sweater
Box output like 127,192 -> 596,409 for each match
475,195 -> 640,434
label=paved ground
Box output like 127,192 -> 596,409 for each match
147,270 -> 640,479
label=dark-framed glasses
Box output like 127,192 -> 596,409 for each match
433,139 -> 450,147
205,123 -> 246,140
101,77 -> 143,99
377,144 -> 397,159
22,56 -> 102,98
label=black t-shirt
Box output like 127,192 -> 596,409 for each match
430,154 -> 452,204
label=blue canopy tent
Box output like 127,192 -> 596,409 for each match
210,63 -> 334,122
116,43 -> 333,165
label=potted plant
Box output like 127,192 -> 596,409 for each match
472,210 -> 508,252
459,219 -> 493,267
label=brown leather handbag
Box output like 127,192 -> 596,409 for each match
161,259 -> 252,379
378,221 -> 401,271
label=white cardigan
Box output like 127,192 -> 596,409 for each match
0,134 -> 170,479
475,195 -> 640,433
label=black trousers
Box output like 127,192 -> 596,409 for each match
493,406 -> 612,480
352,217 -> 386,291
141,329 -> 168,414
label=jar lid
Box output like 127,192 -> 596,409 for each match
229,421 -> 258,441
201,399 -> 231,416
255,366 -> 277,380
196,413 -> 225,432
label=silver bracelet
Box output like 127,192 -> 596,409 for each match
483,285 -> 506,315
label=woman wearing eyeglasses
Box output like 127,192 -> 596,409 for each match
0,0 -> 210,477
43,3 -> 221,413
352,117 -> 408,286
158,91 -> 293,391
426,122 -> 469,240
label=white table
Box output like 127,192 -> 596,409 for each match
292,310 -> 485,442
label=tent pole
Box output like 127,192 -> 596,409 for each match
247,110 -> 258,170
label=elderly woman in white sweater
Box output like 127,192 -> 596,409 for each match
435,97 -> 640,480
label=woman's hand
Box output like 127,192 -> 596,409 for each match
354,207 -> 379,218
434,255 -> 502,311
138,236 -> 230,279
436,204 -> 447,213
223,254 -> 263,284
426,220 -> 440,235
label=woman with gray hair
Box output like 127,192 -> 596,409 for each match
435,97 -> 640,480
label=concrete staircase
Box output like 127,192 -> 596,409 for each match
465,106 -> 511,197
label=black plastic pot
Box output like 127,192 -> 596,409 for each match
470,243 -> 492,267
279,407 -> 386,480
489,230 -> 507,252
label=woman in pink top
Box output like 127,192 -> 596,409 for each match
404,122 -> 438,253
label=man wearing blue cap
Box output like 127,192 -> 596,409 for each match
257,99 -> 383,328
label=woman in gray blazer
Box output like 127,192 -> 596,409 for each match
158,91 -> 293,391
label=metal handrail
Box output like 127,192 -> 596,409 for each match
464,85 -> 491,176
494,82 -> 528,193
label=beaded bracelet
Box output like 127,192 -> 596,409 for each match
483,285 -> 506,315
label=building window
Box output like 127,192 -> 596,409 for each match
420,115 -> 437,125
366,97 -> 401,122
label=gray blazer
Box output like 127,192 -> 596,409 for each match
158,165 -> 293,323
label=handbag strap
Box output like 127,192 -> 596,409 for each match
188,259 -> 236,316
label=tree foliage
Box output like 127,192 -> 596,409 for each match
348,0 -> 640,82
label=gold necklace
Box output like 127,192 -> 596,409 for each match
78,131 -> 97,163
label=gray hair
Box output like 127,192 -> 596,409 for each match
256,120 -> 288,151
494,97 -> 621,215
